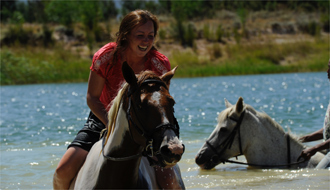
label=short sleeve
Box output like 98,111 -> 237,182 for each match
90,42 -> 116,78
149,50 -> 171,75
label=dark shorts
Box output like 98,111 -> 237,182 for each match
68,111 -> 106,152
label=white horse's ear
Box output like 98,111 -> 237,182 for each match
161,66 -> 177,88
224,98 -> 232,108
236,97 -> 244,113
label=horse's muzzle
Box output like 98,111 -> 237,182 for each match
159,143 -> 185,167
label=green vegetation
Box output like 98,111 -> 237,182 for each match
1,1 -> 329,85
169,40 -> 328,77
1,46 -> 90,85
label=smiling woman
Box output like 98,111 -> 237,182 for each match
53,10 -> 183,190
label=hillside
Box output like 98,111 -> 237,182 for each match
1,10 -> 328,84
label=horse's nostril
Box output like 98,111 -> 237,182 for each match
195,154 -> 202,165
160,145 -> 183,162
160,145 -> 171,155
174,154 -> 182,161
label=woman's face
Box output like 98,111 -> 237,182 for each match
126,20 -> 155,58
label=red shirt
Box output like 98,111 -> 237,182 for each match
90,42 -> 171,111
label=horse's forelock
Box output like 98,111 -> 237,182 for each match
217,107 -> 230,124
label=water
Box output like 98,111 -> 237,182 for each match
1,72 -> 329,189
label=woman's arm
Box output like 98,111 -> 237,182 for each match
86,71 -> 108,126
299,128 -> 324,143
299,139 -> 330,160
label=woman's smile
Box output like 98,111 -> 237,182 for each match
138,45 -> 148,51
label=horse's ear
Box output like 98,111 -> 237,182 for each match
122,61 -> 138,87
161,66 -> 177,88
225,98 -> 232,108
236,97 -> 244,113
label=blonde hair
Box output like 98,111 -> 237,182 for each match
104,83 -> 129,144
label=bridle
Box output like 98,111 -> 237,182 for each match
102,79 -> 182,167
205,110 -> 306,168
206,110 -> 245,163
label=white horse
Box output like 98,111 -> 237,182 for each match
70,62 -> 185,189
195,97 -> 325,169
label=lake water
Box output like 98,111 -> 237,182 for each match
1,72 -> 329,189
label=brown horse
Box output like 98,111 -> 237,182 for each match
70,62 -> 185,189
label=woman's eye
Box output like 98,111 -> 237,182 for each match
148,35 -> 154,40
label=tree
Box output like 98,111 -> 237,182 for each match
1,0 -> 17,23
100,0 -> 118,21
45,1 -> 79,28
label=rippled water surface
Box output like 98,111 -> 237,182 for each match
1,72 -> 329,189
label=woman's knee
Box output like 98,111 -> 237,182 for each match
55,147 -> 88,178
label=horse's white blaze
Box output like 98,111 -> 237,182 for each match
150,91 -> 169,123
151,91 -> 161,103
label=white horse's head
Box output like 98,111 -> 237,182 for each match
195,97 -> 246,169
195,97 -> 321,170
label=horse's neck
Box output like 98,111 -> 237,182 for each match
104,103 -> 143,157
105,106 -> 131,153
96,103 -> 143,188
243,113 -> 304,165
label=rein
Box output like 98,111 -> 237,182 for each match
102,79 -> 180,165
206,110 -> 307,168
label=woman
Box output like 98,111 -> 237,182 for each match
53,10 -> 183,189
299,60 -> 330,169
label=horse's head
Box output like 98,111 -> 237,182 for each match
122,61 -> 184,168
195,97 -> 246,170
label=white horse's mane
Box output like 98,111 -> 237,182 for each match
246,104 -> 301,144
222,103 -> 301,144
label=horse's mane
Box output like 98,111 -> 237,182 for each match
244,104 -> 302,145
220,103 -> 302,145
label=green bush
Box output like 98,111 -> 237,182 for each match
0,50 -> 54,85
297,20 -> 321,36
203,24 -> 211,41
184,22 -> 196,47
158,28 -> 166,40
210,43 -> 222,60
215,24 -> 224,42
0,47 -> 91,85
2,25 -> 33,46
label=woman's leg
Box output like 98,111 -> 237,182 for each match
53,146 -> 88,190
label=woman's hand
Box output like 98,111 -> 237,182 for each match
299,147 -> 318,160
